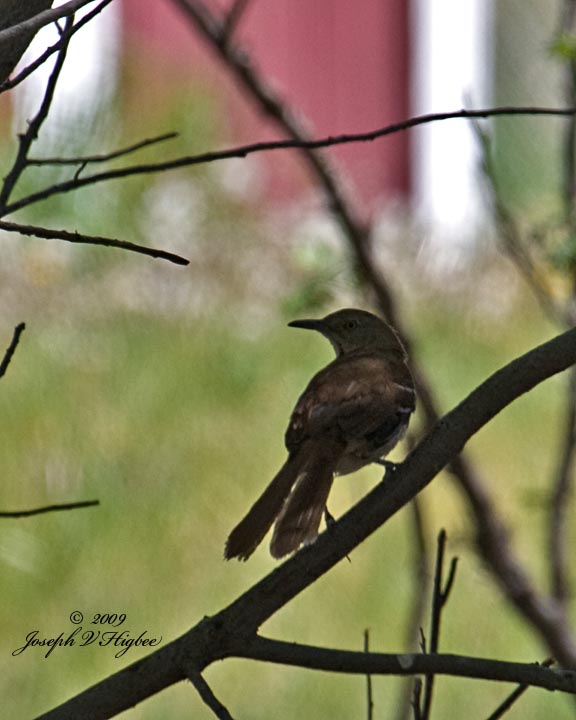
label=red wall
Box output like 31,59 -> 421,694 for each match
120,0 -> 411,207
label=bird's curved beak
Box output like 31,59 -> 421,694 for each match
288,318 -> 325,332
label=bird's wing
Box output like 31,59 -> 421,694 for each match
286,354 -> 415,451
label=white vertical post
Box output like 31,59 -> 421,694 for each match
412,0 -> 493,255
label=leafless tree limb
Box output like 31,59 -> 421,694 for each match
0,500 -> 99,518
0,14 -> 73,211
394,497 -> 430,720
484,659 -> 554,720
0,220 -> 189,265
187,670 -> 235,720
37,324 -> 576,719
364,629 -> 374,720
236,638 -> 573,693
28,132 -> 178,167
3,105 -> 576,215
0,321 -> 25,378
221,0 -> 251,46
0,0 -> 103,49
0,0 -> 115,94
421,530 -> 458,720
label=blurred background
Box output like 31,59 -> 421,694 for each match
1,0 -> 574,718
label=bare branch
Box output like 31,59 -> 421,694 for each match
0,219 -> 190,265
0,0 -> 102,49
38,325 -> 576,718
237,637 -> 575,694
221,0 -> 252,45
187,671 -> 235,720
28,132 -> 179,167
0,321 -> 25,378
0,0 -> 115,94
364,629 -> 374,720
411,679 -> 423,720
394,497 -> 430,720
0,499 -> 99,518
484,659 -> 554,720
0,14 -> 74,211
4,105 -> 576,215
422,531 -> 458,720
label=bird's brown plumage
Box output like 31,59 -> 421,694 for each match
224,309 -> 415,561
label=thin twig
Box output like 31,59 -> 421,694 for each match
5,105 -> 576,216
484,659 -> 554,720
0,499 -> 99,518
364,629 -> 374,720
0,0 -> 100,48
221,0 -> 251,45
28,132 -> 179,166
0,15 -> 74,211
0,0 -> 114,94
188,671 -> 235,720
411,678 -> 423,720
0,322 -> 25,378
394,496 -> 430,720
422,531 -> 458,720
0,219 -> 189,265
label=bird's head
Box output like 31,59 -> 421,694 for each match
288,308 -> 405,357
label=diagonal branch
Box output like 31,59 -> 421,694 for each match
0,0 -> 102,49
237,637 -> 573,694
0,14 -> 74,211
484,658 -> 554,720
0,0 -> 115,94
28,132 -> 179,167
0,220 -> 189,265
38,324 -> 576,719
0,499 -> 99,518
0,321 -> 25,378
187,671 -> 235,720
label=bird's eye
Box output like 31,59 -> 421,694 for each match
345,320 -> 357,329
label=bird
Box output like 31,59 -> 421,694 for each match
224,308 -> 415,561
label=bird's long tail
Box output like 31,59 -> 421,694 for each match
225,438 -> 343,561
225,453 -> 302,560
270,439 -> 341,558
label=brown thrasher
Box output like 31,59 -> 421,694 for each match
224,308 -> 415,560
